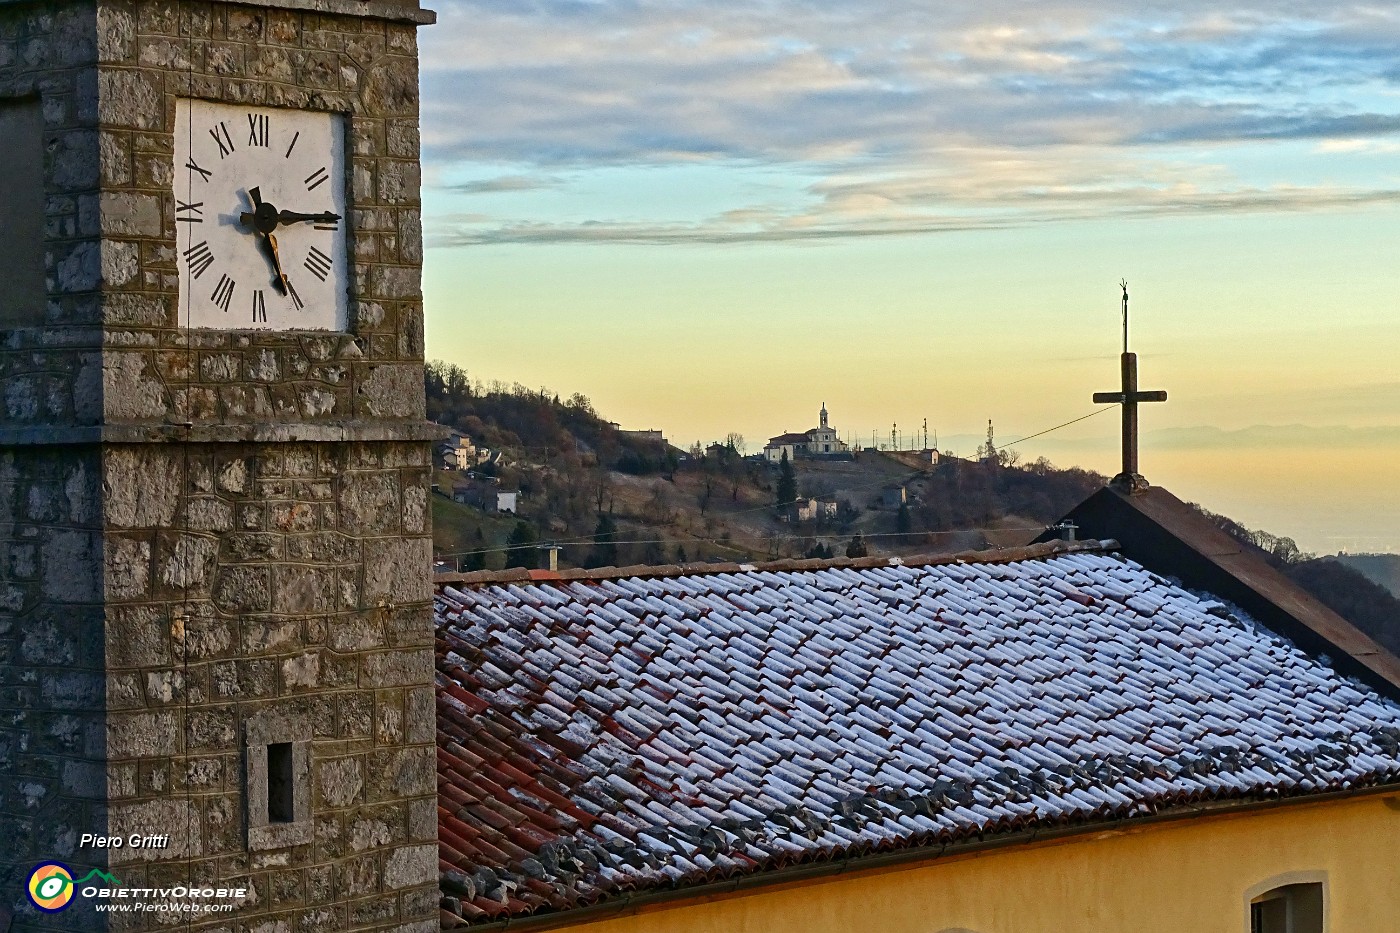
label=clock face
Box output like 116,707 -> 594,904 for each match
173,99 -> 348,330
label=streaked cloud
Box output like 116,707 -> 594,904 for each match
446,174 -> 561,195
418,2 -> 1400,244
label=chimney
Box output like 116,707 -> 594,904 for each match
1054,520 -> 1078,542
539,544 -> 562,572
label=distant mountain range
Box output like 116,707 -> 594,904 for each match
936,424 -> 1400,457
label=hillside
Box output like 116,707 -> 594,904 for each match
425,361 -> 1399,655
1333,553 -> 1400,599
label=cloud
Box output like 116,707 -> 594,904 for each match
419,1 -> 1400,245
445,174 -> 561,194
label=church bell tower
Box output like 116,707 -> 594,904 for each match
0,1 -> 440,930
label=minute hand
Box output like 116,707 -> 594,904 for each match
277,209 -> 342,225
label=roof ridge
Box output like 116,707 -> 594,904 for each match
433,537 -> 1119,587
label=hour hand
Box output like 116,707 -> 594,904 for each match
277,209 -> 342,226
260,233 -> 290,295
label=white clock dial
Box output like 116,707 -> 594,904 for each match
173,99 -> 348,331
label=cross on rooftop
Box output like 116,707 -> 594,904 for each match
1092,281 -> 1166,492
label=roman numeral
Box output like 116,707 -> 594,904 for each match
288,280 -> 304,311
285,131 -> 300,159
210,121 -> 235,158
247,113 -> 269,148
304,166 -> 330,191
175,200 -> 204,224
313,223 -> 339,231
182,240 -> 214,279
184,159 -> 213,183
211,274 -> 235,313
252,289 -> 267,323
303,246 -> 332,282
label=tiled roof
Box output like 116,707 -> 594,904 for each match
434,543 -> 1400,926
765,432 -> 809,446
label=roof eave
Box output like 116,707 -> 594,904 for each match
446,780 -> 1400,932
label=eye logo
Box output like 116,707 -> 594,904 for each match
27,863 -> 74,912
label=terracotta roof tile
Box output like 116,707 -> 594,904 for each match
435,543 -> 1400,925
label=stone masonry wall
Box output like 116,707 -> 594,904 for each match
99,439 -> 437,933
0,444 -> 110,932
0,2 -> 104,429
0,1 -> 438,931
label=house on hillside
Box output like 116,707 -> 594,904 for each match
787,496 -> 838,522
450,475 -> 519,514
434,429 -> 478,471
431,484 -> 1400,933
763,403 -> 852,462
619,428 -> 667,444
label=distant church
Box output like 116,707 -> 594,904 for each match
763,403 -> 852,461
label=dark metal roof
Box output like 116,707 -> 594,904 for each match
434,542 -> 1400,926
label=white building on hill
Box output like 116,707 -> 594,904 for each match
764,404 -> 851,462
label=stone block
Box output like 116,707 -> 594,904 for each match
367,745 -> 433,799
281,651 -> 320,690
108,797 -> 202,863
188,706 -> 237,751
405,687 -> 434,744
317,756 -> 363,809
362,537 -> 431,605
108,710 -> 178,758
41,528 -> 101,602
382,844 -> 435,890
213,565 -> 272,614
100,191 -> 162,236
103,352 -> 168,420
107,605 -> 170,667
340,469 -> 398,533
361,648 -> 431,689
105,534 -> 151,600
98,69 -> 162,129
274,564 -> 336,614
157,533 -> 220,592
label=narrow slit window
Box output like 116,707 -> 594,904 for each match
267,742 -> 294,823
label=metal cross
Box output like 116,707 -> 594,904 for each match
1092,281 -> 1166,491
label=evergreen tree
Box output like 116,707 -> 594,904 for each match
776,450 -> 797,512
504,520 -> 539,569
463,528 -> 487,571
897,502 -> 912,534
674,544 -> 688,564
587,515 -> 619,568
805,543 -> 833,559
846,534 -> 868,558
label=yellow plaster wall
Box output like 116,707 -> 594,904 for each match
550,794 -> 1400,933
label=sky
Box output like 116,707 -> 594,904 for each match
416,0 -> 1400,555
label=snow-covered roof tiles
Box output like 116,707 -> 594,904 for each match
434,544 -> 1400,925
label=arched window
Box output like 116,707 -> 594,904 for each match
1246,873 -> 1326,933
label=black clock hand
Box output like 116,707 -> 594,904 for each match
261,233 -> 292,295
277,209 -> 341,226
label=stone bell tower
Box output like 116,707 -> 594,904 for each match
0,1 -> 439,931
